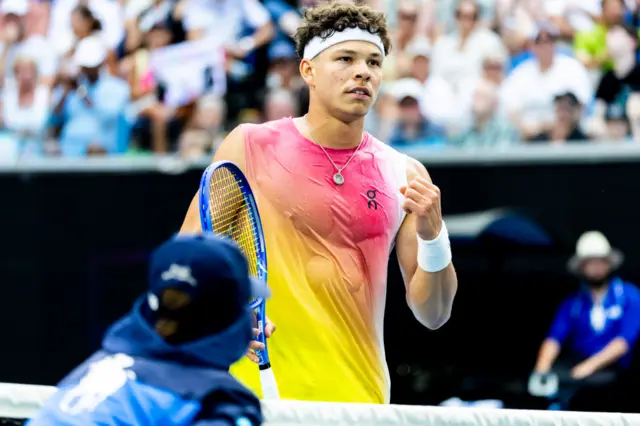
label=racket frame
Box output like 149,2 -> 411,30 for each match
198,161 -> 271,370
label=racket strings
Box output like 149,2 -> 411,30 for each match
208,168 -> 261,299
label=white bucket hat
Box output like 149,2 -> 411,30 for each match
567,231 -> 623,273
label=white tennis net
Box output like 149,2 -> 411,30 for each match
1,382 -> 639,425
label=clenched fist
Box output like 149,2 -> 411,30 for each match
400,176 -> 443,241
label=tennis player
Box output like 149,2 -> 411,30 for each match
180,1 -> 458,404
27,233 -> 268,425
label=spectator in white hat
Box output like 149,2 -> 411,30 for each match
530,231 -> 640,410
50,36 -> 130,157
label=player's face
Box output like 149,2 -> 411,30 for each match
305,40 -> 383,120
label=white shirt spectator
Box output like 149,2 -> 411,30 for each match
501,55 -> 593,128
182,0 -> 270,44
49,0 -> 124,55
2,84 -> 49,156
431,28 -> 507,90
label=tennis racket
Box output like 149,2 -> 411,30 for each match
198,161 -> 279,400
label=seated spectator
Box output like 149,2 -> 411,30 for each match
122,20 -> 183,154
388,78 -> 446,147
49,0 -> 124,57
450,80 -> 519,147
431,0 -> 507,89
604,103 -> 631,141
501,23 -> 593,140
574,0 -> 625,72
181,0 -> 274,63
532,231 -> 640,411
263,89 -> 297,122
50,36 -> 130,157
1,55 -> 50,157
54,5 -> 104,77
382,0 -> 422,82
528,92 -> 589,143
457,48 -> 508,126
545,0 -> 601,40
405,37 -> 457,128
123,0 -> 185,56
178,95 -> 226,159
588,24 -> 640,138
265,40 -> 302,91
0,0 -> 57,87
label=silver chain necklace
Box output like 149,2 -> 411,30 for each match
304,115 -> 364,185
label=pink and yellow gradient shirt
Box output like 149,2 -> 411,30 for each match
229,117 -> 408,404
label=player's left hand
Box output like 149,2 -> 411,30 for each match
400,176 -> 443,241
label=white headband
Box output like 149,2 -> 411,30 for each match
302,27 -> 385,60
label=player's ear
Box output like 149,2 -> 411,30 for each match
299,59 -> 315,87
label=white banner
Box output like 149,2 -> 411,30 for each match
149,36 -> 227,108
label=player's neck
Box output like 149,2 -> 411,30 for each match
301,110 -> 364,149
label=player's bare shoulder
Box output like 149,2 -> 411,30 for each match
212,125 -> 247,172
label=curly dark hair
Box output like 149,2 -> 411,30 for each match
294,1 -> 392,59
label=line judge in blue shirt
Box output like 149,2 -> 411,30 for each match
532,231 -> 640,408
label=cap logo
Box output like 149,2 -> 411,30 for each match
161,264 -> 197,286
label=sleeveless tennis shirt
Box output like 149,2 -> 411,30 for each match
229,117 -> 407,403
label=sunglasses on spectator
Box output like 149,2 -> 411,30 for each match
455,10 -> 478,21
399,12 -> 417,22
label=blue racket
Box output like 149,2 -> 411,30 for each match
198,161 -> 279,400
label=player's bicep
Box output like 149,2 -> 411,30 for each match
179,126 -> 247,234
395,157 -> 432,289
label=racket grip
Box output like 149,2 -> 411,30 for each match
259,367 -> 280,400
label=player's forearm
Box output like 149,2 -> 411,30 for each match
534,338 -> 561,373
580,337 -> 628,373
407,263 -> 457,330
179,193 -> 202,234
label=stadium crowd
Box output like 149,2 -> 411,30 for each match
0,0 -> 639,160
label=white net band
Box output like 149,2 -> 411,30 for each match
1,383 -> 639,425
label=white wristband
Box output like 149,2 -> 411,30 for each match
417,221 -> 452,273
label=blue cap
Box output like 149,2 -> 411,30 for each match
268,40 -> 297,62
147,233 -> 270,312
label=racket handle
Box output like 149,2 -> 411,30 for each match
259,367 -> 280,400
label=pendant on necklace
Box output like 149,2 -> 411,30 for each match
333,172 -> 345,185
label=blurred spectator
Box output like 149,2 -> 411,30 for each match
528,92 -> 589,143
123,20 -> 182,154
263,89 -> 297,122
50,36 -> 130,157
0,0 -> 57,87
181,0 -> 274,62
545,0 -> 601,40
49,0 -> 124,56
364,88 -> 397,142
588,24 -> 640,139
431,0 -> 507,90
123,0 -> 186,56
501,24 -> 593,140
451,80 -> 518,147
574,0 -> 625,73
388,78 -> 446,147
532,231 -> 640,410
405,36 -> 457,128
382,0 -> 422,81
1,55 -> 50,156
604,102 -> 631,140
178,94 -> 226,159
457,48 -> 508,126
433,0 -> 496,36
266,40 -> 302,91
